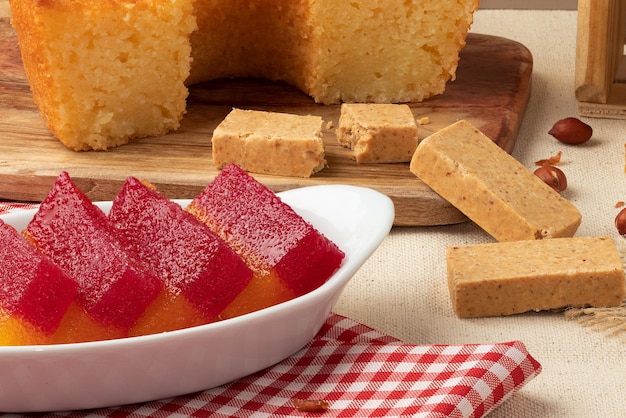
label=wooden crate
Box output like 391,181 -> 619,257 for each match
575,0 -> 626,118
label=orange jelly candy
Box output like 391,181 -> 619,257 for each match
108,177 -> 253,335
187,164 -> 345,319
23,172 -> 162,343
0,219 -> 78,345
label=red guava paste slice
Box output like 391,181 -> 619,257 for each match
23,172 -> 162,342
187,164 -> 345,318
108,177 -> 253,334
0,219 -> 78,345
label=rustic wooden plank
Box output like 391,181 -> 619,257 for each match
575,0 -> 626,119
0,18 -> 532,226
575,0 -> 612,103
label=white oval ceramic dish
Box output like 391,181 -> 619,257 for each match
0,184 -> 394,413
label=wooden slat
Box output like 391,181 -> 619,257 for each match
575,0 -> 614,103
576,0 -> 626,118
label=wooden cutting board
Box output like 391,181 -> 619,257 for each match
0,18 -> 532,226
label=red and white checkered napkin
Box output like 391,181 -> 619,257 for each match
62,314 -> 540,418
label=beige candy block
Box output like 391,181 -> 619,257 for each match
447,236 -> 626,318
336,103 -> 418,163
410,120 -> 582,242
212,109 -> 326,177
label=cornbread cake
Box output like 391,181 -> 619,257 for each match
336,103 -> 419,163
410,120 -> 582,242
189,0 -> 479,104
9,0 -> 479,151
9,0 -> 197,151
447,237 -> 626,318
212,109 -> 326,177
187,164 -> 345,318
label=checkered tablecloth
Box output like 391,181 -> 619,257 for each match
0,203 -> 542,417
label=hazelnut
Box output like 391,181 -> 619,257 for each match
548,117 -> 592,145
534,166 -> 567,192
615,208 -> 626,235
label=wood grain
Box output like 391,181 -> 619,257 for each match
0,18 -> 533,226
575,0 -> 626,119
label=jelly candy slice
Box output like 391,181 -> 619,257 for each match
187,164 -> 345,318
23,172 -> 162,342
108,177 -> 253,335
0,219 -> 78,345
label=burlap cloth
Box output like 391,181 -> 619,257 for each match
333,9 -> 626,418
